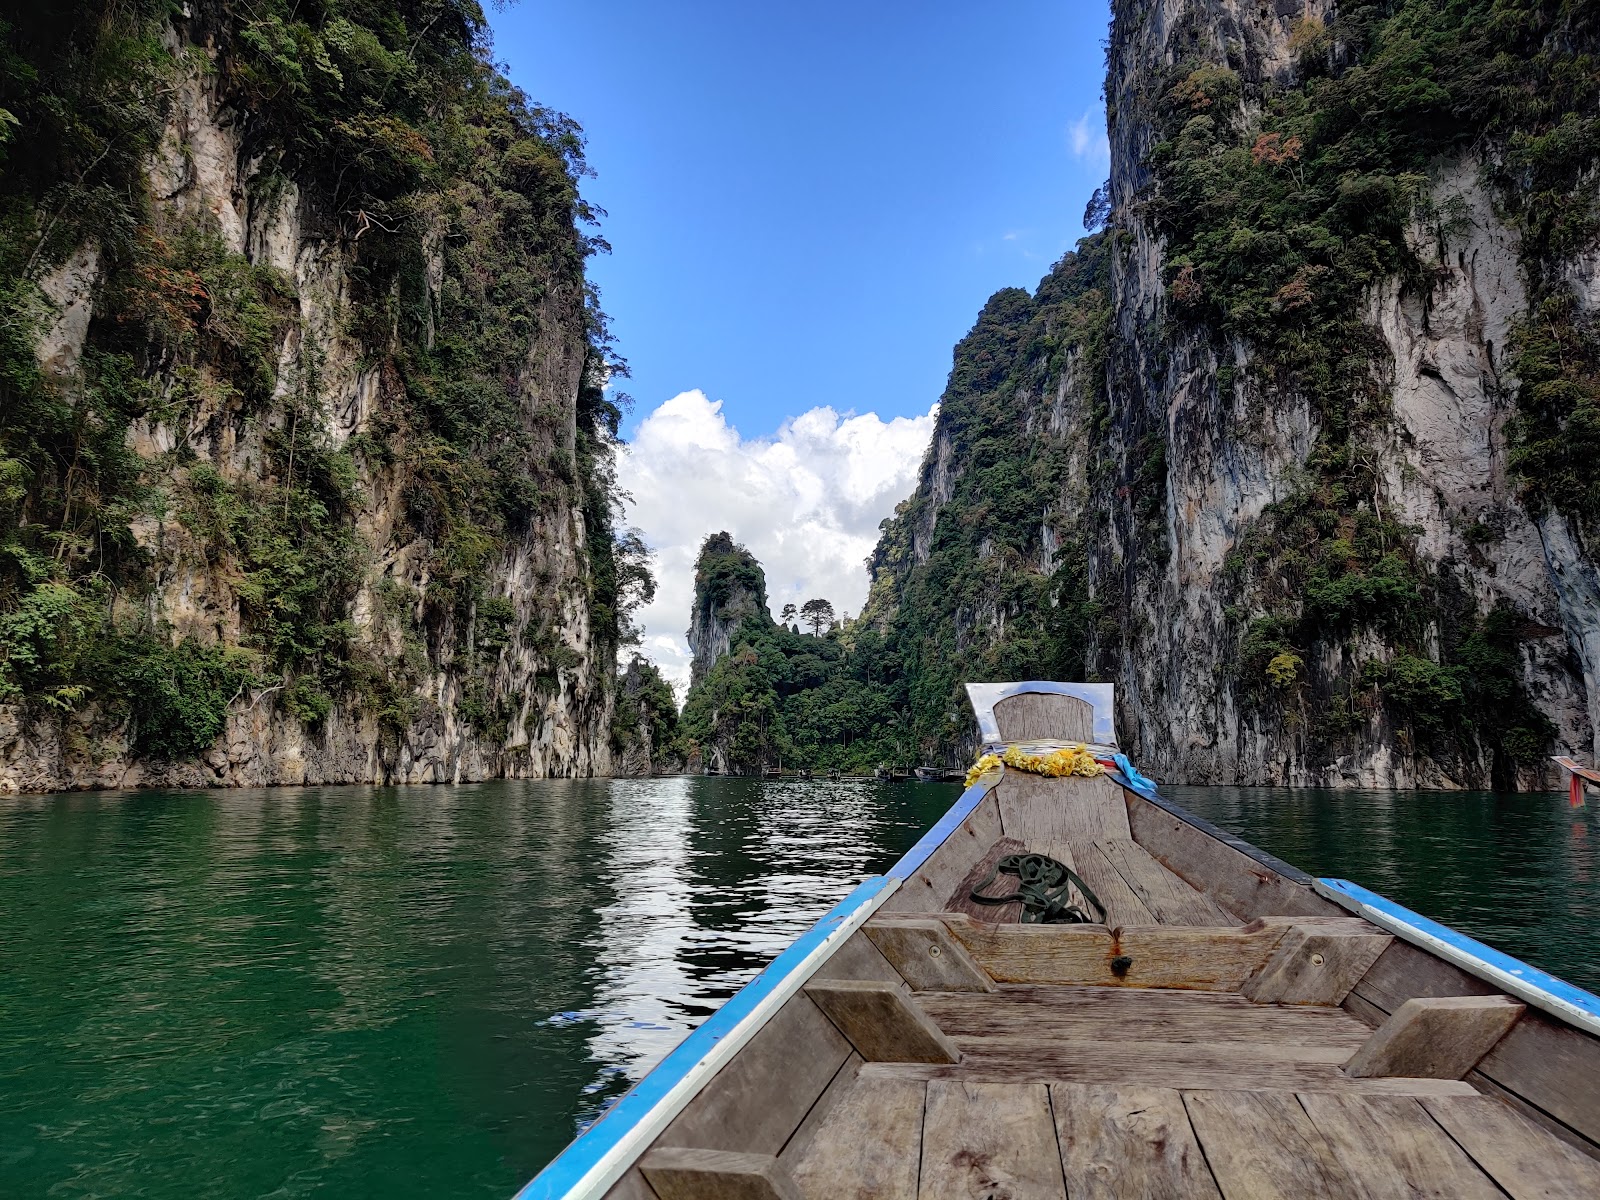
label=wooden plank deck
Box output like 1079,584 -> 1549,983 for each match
777,1054 -> 1591,1200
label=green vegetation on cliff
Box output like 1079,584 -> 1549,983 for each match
0,1 -> 636,761
1148,0 -> 1595,774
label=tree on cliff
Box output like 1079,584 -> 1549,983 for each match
799,598 -> 835,636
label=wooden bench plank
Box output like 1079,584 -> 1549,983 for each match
867,1059 -> 1480,1098
1050,1084 -> 1221,1199
1423,1095 -> 1600,1199
919,986 -> 1371,1050
1343,996 -> 1524,1079
1243,924 -> 1393,1006
1182,1089 -> 1359,1197
919,1081 -> 1066,1199
803,980 -> 960,1064
941,914 -> 1290,989
1097,838 -> 1238,926
788,1076 -> 925,1200
1298,1093 -> 1503,1199
998,773 -> 1132,843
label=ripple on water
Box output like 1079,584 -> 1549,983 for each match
2,778 -> 1595,1200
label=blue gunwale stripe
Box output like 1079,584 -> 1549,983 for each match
1316,877 -> 1600,1036
513,872 -> 895,1200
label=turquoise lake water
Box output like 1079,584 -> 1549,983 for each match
1,777 -> 1595,1198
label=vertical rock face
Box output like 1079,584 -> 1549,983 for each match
686,532 -> 768,688
0,4 -> 625,791
865,0 -> 1600,787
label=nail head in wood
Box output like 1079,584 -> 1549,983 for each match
641,1148 -> 804,1200
1344,995 -> 1525,1079
865,917 -> 995,992
1241,924 -> 1392,1006
802,978 -> 961,1063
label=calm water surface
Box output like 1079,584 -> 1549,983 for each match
2,777 -> 1597,1199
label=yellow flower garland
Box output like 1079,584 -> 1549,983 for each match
963,744 -> 1105,788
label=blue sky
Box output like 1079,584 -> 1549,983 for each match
489,0 -> 1113,438
488,1 -> 1114,690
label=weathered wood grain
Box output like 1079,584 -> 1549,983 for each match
864,917 -> 995,991
1062,839 -> 1157,926
802,979 -> 960,1064
879,792 -> 1001,914
810,926 -> 908,987
1124,795 -> 1340,920
1474,1008 -> 1600,1149
787,1075 -> 925,1200
919,1081 -> 1066,1200
1343,995 -> 1524,1079
658,992 -> 852,1155
1182,1089 -> 1360,1197
641,1148 -> 803,1200
1466,1069 -> 1600,1163
776,1053 -> 862,1173
1097,837 -> 1238,926
943,835 -> 1029,923
1050,1084 -> 1222,1199
1298,1093 -> 1503,1199
998,773 -> 1132,843
919,986 -> 1371,1051
1242,924 -> 1393,1005
866,1054 -> 1479,1098
1349,942 -> 1600,1152
1348,938 -> 1499,1014
941,913 -> 1291,989
992,692 -> 1095,742
1423,1095 -> 1600,1199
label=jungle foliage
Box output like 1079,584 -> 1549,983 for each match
1147,0 -> 1598,776
0,1 -> 632,757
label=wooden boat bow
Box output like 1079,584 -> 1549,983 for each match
519,681 -> 1600,1200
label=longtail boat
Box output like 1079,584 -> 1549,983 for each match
520,682 -> 1600,1199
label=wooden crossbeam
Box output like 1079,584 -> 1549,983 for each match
1242,922 -> 1392,1005
803,979 -> 961,1064
938,913 -> 1299,989
1344,996 -> 1525,1079
640,1148 -> 804,1200
864,916 -> 995,991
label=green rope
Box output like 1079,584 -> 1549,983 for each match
968,853 -> 1106,925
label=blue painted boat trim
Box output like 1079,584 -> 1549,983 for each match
513,873 -> 895,1200
884,775 -> 996,882
1316,877 -> 1600,1033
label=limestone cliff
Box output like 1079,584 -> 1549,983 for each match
686,532 -> 768,688
866,0 -> 1600,787
0,2 -> 634,790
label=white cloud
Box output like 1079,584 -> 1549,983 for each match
617,390 -> 937,700
1068,109 -> 1110,167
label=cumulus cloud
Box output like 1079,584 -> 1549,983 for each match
617,391 -> 936,699
1068,109 -> 1110,166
